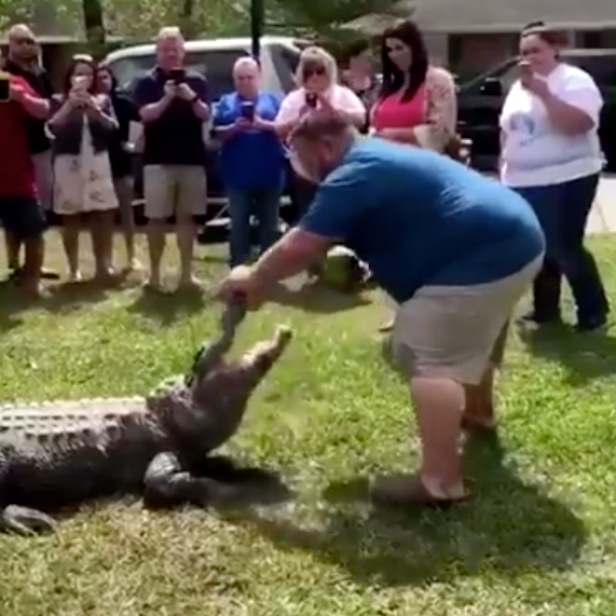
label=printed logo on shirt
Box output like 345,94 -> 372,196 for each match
508,112 -> 536,145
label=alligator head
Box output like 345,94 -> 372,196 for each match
146,298 -> 293,452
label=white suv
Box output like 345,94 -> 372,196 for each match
103,36 -> 309,225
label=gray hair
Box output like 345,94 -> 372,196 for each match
233,56 -> 260,74
294,46 -> 339,88
156,26 -> 183,42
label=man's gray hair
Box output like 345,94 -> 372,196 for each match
289,110 -> 355,143
156,26 -> 183,42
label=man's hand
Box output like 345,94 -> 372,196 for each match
234,116 -> 252,130
163,81 -> 178,100
216,265 -> 267,311
177,82 -> 197,102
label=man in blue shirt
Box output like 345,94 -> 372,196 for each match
133,27 -> 210,290
213,57 -> 287,267
217,111 -> 545,508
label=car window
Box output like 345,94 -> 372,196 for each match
269,44 -> 301,93
109,48 -> 250,101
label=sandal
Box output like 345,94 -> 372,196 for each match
369,473 -> 469,510
461,416 -> 497,436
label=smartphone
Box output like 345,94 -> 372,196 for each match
169,68 -> 186,83
305,92 -> 318,108
0,71 -> 11,103
240,101 -> 255,121
70,75 -> 89,91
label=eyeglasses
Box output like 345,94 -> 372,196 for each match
303,66 -> 326,79
13,37 -> 36,46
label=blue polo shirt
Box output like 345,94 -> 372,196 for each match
213,91 -> 287,191
300,138 -> 545,303
133,67 -> 209,166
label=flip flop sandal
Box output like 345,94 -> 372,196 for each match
461,416 -> 498,436
369,474 -> 469,510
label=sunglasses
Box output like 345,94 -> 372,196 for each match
303,66 -> 326,79
14,37 -> 36,46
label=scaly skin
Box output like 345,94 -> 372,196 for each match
0,300 -> 293,535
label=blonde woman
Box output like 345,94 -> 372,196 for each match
276,46 -> 367,142
276,46 -> 366,229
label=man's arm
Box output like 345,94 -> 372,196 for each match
11,81 -> 49,120
187,76 -> 210,122
135,77 -> 175,124
251,227 -> 334,286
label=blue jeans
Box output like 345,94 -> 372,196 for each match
516,173 -> 609,325
227,186 -> 282,267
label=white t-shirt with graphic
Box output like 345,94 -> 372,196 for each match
499,63 -> 604,187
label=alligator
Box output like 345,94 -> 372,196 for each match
0,299 -> 293,535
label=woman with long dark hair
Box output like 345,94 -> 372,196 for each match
371,20 -> 458,331
97,64 -> 139,272
47,55 -> 118,283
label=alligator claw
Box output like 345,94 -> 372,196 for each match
1,505 -> 57,535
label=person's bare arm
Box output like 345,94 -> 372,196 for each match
10,83 -> 50,120
537,89 -> 595,136
251,227 -> 333,287
47,97 -> 76,129
139,83 -> 176,124
86,95 -> 119,130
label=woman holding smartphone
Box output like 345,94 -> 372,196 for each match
275,46 -> 366,229
500,23 -> 609,331
47,56 -> 119,284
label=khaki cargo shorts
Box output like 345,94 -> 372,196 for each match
391,255 -> 543,385
143,165 -> 207,219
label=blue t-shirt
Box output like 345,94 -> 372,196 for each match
300,138 -> 545,303
133,67 -> 209,166
213,91 -> 287,191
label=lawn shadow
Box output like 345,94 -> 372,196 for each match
41,280 -> 112,314
517,321 -> 616,386
0,279 -> 30,332
126,285 -> 208,326
222,434 -> 586,588
270,280 -> 371,314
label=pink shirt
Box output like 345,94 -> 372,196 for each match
371,84 -> 427,131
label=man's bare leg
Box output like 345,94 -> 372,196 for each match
20,235 -> 44,296
176,214 -> 199,288
371,375 -> 468,505
463,366 -> 497,432
5,230 -> 21,272
146,219 -> 166,289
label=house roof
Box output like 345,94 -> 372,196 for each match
343,0 -> 616,34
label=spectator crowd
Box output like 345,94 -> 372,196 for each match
0,19 -> 609,334
0,17 -> 610,507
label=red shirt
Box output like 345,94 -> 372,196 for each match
370,84 -> 427,132
0,76 -> 36,197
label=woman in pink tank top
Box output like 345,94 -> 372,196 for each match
369,19 -> 458,331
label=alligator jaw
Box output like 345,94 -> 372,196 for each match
1,505 -> 57,535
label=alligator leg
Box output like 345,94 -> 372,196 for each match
142,451 -> 235,510
1,505 -> 57,535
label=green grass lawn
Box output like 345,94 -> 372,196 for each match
2,231 -> 616,616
